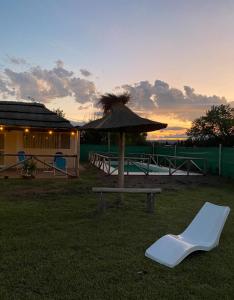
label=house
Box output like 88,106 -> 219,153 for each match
0,101 -> 79,176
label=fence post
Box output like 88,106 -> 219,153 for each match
174,144 -> 177,156
108,157 -> 111,175
174,144 -> 177,168
169,160 -> 171,175
147,157 -> 150,175
219,144 -> 222,176
107,132 -> 110,153
187,159 -> 190,176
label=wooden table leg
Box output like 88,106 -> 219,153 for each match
146,193 -> 151,213
151,193 -> 155,213
146,193 -> 155,213
98,192 -> 106,213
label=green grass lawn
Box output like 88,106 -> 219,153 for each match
0,167 -> 233,300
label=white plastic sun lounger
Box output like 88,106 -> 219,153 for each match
145,202 -> 230,268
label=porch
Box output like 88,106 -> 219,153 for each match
0,153 -> 79,178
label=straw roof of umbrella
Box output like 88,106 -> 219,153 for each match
81,93 -> 167,133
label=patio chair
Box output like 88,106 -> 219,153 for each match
145,202 -> 230,268
53,155 -> 67,175
43,152 -> 63,173
17,151 -> 26,173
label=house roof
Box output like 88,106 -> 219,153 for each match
0,101 -> 73,130
81,102 -> 167,133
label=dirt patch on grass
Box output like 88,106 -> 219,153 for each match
94,170 -> 231,191
0,165 -> 232,200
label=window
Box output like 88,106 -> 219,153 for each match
60,133 -> 70,149
24,132 -> 71,149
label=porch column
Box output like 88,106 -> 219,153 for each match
75,130 -> 80,177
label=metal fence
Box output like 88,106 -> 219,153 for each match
81,144 -> 234,179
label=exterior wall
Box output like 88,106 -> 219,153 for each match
4,131 -> 19,166
2,130 -> 79,169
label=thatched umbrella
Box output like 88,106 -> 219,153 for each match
82,93 -> 167,188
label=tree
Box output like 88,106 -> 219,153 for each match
99,93 -> 130,114
80,130 -> 108,144
80,126 -> 148,145
99,93 -> 147,145
53,108 -> 66,118
187,104 -> 234,146
106,132 -> 147,146
81,93 -> 148,145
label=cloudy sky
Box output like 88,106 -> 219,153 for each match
0,0 -> 234,139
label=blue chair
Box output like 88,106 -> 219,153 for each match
53,153 -> 67,175
44,152 -> 63,173
53,152 -> 63,164
18,151 -> 26,162
17,151 -> 26,173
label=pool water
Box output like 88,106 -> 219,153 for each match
110,161 -> 169,173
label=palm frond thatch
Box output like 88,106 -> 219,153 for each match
99,93 -> 130,114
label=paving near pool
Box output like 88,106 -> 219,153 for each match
106,161 -> 201,175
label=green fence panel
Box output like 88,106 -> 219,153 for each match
81,144 -> 234,179
125,146 -> 152,156
80,144 -> 152,162
159,146 -> 220,174
154,146 -> 234,178
154,145 -> 175,156
176,147 -> 219,174
221,147 -> 234,178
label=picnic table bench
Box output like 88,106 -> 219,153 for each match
92,187 -> 162,213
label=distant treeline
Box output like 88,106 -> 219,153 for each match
80,131 -> 148,146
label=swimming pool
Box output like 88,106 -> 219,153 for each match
94,160 -> 201,176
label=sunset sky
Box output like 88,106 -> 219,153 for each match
0,0 -> 234,139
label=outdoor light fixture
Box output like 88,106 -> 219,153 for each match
48,130 -> 53,135
0,126 -> 3,131
24,128 -> 29,133
71,131 -> 75,136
